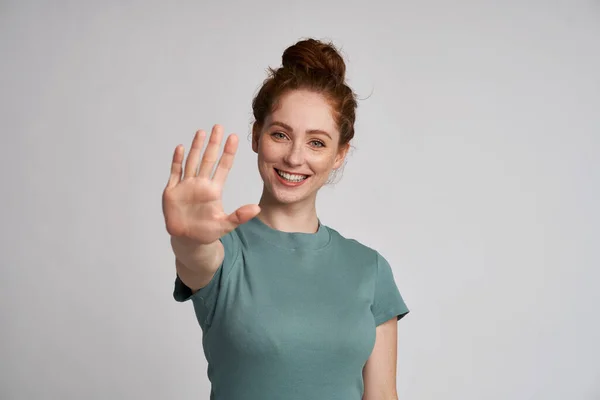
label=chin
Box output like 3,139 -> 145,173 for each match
265,179 -> 318,206
268,186 -> 311,205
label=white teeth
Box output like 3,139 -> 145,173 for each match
276,169 -> 307,182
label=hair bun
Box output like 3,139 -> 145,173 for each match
281,38 -> 346,81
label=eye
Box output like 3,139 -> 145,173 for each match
309,140 -> 325,148
271,131 -> 288,140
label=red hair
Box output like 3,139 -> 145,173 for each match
252,38 -> 358,147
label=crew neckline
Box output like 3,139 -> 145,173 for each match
244,216 -> 331,251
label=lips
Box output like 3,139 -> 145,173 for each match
274,168 -> 309,178
273,168 -> 310,186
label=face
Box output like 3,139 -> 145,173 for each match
252,89 -> 349,207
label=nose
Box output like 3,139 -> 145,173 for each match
283,142 -> 305,167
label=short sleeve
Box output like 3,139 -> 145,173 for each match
172,230 -> 241,330
371,252 -> 409,326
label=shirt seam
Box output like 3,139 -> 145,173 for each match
248,226 -> 333,252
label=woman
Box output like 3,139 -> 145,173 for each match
162,38 -> 409,400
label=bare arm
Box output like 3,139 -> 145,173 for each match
362,317 -> 399,400
162,125 -> 259,294
171,236 -> 224,293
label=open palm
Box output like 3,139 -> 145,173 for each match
162,124 -> 260,245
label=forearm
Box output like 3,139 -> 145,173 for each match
170,236 -> 221,270
171,236 -> 224,291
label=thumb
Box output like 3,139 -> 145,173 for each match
226,204 -> 261,227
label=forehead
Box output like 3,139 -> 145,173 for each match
266,90 -> 339,137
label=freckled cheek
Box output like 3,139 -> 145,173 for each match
259,142 -> 286,164
305,155 -> 335,175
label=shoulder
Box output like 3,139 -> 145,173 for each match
324,224 -> 381,264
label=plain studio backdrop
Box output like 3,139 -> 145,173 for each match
1,1 -> 599,399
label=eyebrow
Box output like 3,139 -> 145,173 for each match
268,121 -> 333,140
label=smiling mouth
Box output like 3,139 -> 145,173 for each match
274,168 -> 309,182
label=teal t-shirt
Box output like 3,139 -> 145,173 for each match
173,216 -> 409,400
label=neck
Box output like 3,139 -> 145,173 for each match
257,189 -> 319,234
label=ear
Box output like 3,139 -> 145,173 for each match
333,142 -> 350,170
251,123 -> 261,153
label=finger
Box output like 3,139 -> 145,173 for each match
198,124 -> 223,179
226,204 -> 261,227
212,134 -> 239,185
166,145 -> 184,189
183,130 -> 206,179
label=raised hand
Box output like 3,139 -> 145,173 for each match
162,124 -> 260,245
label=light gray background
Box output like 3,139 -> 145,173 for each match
1,1 -> 599,399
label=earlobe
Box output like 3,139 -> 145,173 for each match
333,156 -> 344,170
333,143 -> 349,169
